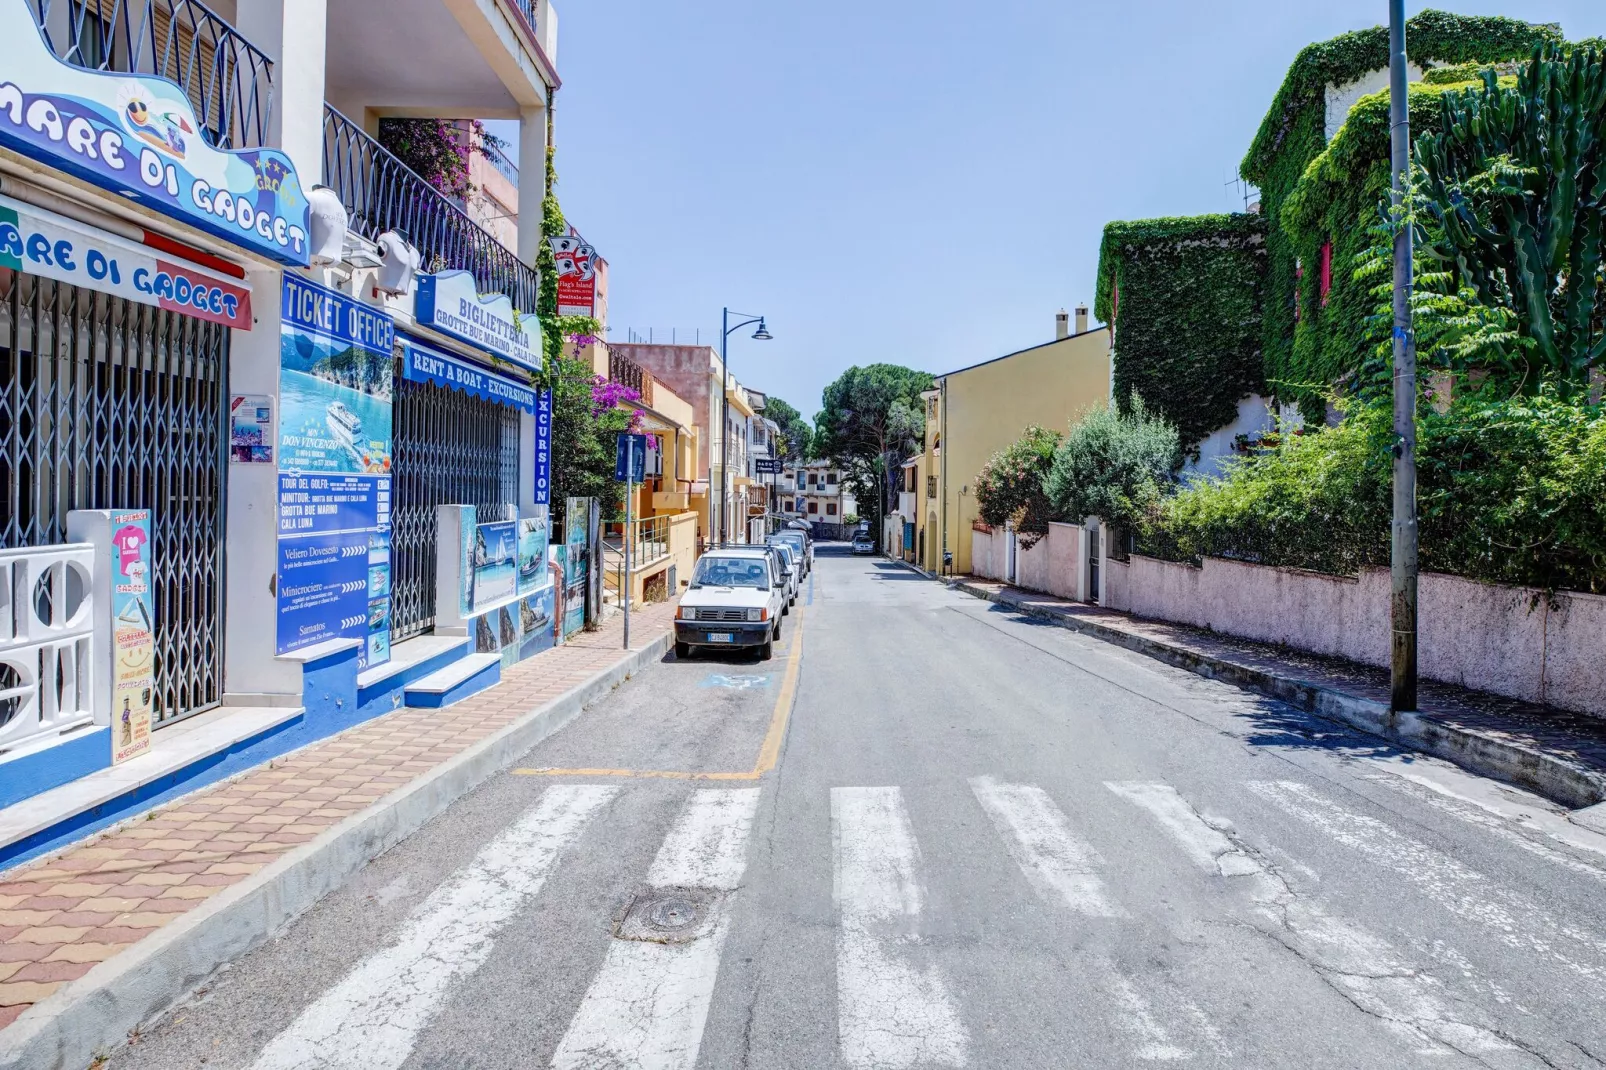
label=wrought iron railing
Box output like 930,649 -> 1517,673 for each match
324,105 -> 541,313
482,138 -> 520,187
508,0 -> 538,40
26,0 -> 274,150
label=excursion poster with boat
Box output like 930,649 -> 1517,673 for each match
275,276 -> 395,668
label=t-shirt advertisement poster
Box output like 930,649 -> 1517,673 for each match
110,510 -> 154,765
275,275 -> 395,668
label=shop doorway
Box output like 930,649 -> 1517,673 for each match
0,273 -> 227,725
389,366 -> 521,641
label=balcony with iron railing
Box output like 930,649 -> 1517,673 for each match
26,0 -> 274,151
323,105 -> 541,313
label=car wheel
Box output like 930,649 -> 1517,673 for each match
782,602 -> 790,616
758,639 -> 774,661
773,619 -> 782,641
675,641 -> 692,660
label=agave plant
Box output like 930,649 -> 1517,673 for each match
1414,42 -> 1606,391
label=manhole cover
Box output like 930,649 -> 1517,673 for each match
615,888 -> 723,943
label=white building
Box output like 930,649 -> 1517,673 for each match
780,462 -> 858,536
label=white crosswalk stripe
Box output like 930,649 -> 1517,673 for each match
1104,782 -> 1260,876
249,784 -> 617,1070
1114,778 -> 1517,1057
550,788 -> 761,1070
833,786 -> 969,1069
1249,778 -> 1606,984
970,776 -> 1123,916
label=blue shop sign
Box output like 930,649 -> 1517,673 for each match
414,270 -> 542,371
0,2 -> 311,266
533,389 -> 553,506
400,336 -> 538,413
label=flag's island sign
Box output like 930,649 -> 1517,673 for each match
0,0 -> 310,266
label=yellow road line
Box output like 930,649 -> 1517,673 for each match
514,607 -> 805,781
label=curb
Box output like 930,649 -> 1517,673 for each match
0,631 -> 672,1070
950,580 -> 1606,811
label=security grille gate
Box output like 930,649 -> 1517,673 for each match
389,365 -> 520,641
0,272 -> 227,725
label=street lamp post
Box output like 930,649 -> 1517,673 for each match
719,307 -> 772,545
1388,0 -> 1419,713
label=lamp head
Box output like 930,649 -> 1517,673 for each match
751,319 -> 772,341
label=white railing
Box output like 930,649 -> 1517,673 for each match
0,544 -> 97,754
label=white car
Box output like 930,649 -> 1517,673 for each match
768,542 -> 800,609
767,531 -> 811,577
675,547 -> 787,660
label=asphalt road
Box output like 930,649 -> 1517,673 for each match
111,547 -> 1606,1069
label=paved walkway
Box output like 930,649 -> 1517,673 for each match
0,601 -> 678,1030
952,575 -> 1606,794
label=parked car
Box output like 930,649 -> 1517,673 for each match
767,530 -> 811,577
851,532 -> 876,555
767,542 -> 800,610
674,547 -> 787,660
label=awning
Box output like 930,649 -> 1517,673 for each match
399,333 -> 539,413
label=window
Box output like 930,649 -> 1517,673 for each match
827,503 -> 837,516
927,476 -> 938,499
808,472 -> 818,486
828,471 -> 839,484
904,468 -> 917,492
808,501 -> 818,514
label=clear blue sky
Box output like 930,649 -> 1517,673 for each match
489,0 -> 1606,424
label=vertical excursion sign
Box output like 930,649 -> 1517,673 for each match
275,276 -> 395,668
533,389 -> 553,506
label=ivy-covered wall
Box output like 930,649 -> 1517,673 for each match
1239,11 -> 1559,422
1279,81 -> 1469,416
1095,214 -> 1267,450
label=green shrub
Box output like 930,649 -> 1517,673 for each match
1044,398 -> 1179,538
973,426 -> 1062,548
1150,390 -> 1606,593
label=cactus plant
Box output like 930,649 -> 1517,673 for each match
1414,42 -> 1606,391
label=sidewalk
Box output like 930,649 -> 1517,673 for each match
0,600 -> 678,1064
949,575 -> 1606,811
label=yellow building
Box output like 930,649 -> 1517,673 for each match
911,308 -> 1112,575
577,341 -> 701,605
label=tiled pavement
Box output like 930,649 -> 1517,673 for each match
0,601 -> 679,1031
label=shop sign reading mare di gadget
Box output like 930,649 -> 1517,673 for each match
0,0 -> 310,265
275,277 -> 395,669
0,193 -> 252,329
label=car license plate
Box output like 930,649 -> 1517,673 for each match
707,632 -> 734,644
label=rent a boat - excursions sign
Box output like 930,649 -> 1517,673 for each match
415,270 -> 542,372
0,0 -> 310,266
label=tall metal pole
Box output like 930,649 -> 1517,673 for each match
720,307 -> 730,547
623,458 -> 632,650
1388,0 -> 1419,713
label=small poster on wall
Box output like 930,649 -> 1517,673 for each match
472,520 -> 518,609
230,395 -> 274,463
517,515 -> 549,595
110,509 -> 154,765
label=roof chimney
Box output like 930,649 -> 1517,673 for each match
1075,304 -> 1088,335
1055,308 -> 1069,340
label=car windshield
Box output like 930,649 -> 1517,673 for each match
690,555 -> 771,589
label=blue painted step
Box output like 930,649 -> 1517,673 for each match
404,653 -> 501,708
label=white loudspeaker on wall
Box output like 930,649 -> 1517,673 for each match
376,230 -> 421,296
305,185 -> 348,265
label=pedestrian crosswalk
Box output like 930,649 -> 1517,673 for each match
230,773 -> 1598,1070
